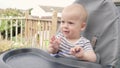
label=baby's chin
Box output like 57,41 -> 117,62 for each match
63,34 -> 70,38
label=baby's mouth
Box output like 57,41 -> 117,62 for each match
63,31 -> 69,34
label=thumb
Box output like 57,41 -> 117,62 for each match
51,35 -> 56,41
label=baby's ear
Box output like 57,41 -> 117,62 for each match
81,22 -> 86,31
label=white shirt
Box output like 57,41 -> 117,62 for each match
56,32 -> 93,58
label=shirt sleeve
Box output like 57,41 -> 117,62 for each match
76,37 -> 93,51
83,40 -> 93,51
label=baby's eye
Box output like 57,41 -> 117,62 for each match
61,21 -> 65,24
68,22 -> 74,24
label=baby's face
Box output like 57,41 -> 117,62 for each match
60,11 -> 86,39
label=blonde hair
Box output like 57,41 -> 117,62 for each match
62,4 -> 88,22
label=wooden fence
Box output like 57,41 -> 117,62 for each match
0,10 -> 58,50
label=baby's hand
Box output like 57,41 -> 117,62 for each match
48,36 -> 61,53
70,46 -> 84,58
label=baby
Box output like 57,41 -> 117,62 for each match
48,4 -> 96,62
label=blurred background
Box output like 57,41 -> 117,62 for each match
0,0 -> 120,54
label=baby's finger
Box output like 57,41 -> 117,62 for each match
50,36 -> 56,43
75,47 -> 81,53
51,35 -> 56,41
50,39 -> 54,44
70,48 -> 75,55
56,38 -> 61,45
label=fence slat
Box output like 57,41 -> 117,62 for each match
10,20 -> 13,41
20,20 -> 23,45
5,20 -> 8,40
15,20 -> 18,42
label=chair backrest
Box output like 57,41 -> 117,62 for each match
74,0 -> 120,66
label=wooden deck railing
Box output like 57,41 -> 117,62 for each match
0,10 -> 58,50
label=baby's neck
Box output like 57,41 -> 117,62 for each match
66,36 -> 81,44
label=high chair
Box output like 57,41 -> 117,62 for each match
0,0 -> 120,68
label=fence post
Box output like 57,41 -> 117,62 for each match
25,10 -> 29,40
0,20 -> 2,40
50,10 -> 58,37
